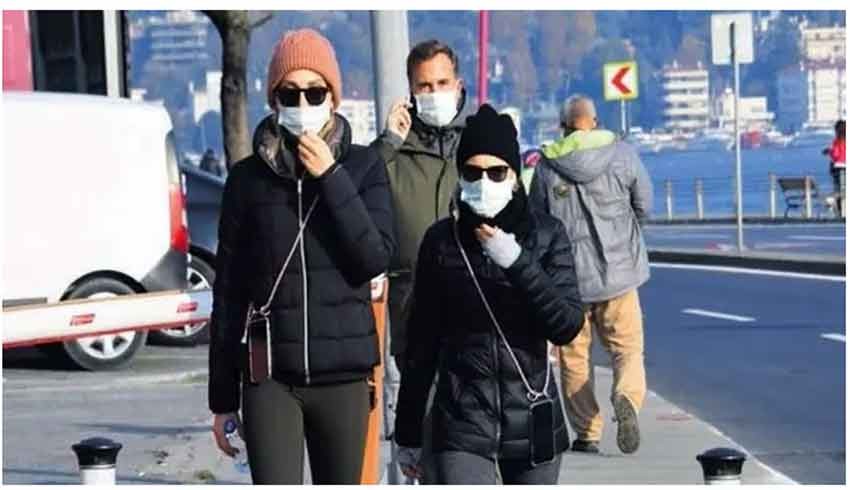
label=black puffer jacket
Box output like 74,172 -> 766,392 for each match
394,207 -> 585,461
208,114 -> 396,414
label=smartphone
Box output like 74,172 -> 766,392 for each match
247,315 -> 270,384
529,398 -> 556,467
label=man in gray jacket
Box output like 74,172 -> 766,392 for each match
529,95 -> 652,455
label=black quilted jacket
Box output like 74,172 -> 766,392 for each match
394,209 -> 585,461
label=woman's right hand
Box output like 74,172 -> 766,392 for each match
397,445 -> 423,480
212,412 -> 242,457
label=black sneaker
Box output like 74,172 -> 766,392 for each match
571,440 -> 600,453
614,394 -> 640,454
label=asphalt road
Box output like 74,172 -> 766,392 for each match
645,223 -> 846,257
636,264 -> 846,484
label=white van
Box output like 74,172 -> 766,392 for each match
2,92 -> 189,370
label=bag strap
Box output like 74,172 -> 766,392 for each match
258,196 -> 319,315
452,221 -> 551,402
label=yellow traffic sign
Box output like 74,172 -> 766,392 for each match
603,61 -> 639,101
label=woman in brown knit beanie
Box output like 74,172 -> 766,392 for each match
208,28 -> 396,484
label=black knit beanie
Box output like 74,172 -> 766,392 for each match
456,104 -> 521,177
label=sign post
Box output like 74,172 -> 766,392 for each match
603,60 -> 638,136
712,12 -> 753,253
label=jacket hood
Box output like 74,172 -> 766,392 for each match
545,133 -> 627,184
252,112 -> 352,179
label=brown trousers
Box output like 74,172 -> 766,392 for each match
558,289 -> 646,442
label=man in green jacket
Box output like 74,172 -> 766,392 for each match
370,39 -> 472,365
370,39 -> 472,484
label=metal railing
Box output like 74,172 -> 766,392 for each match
651,172 -> 845,221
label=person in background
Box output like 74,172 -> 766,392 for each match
394,104 -> 585,484
200,148 -> 223,177
824,119 -> 845,214
529,94 -> 652,455
369,39 -> 473,483
208,28 -> 396,484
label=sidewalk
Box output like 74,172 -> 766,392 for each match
556,367 -> 795,484
132,367 -> 795,485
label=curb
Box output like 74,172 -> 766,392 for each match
647,217 -> 845,226
648,248 -> 845,276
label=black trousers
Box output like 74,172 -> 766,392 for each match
241,378 -> 370,484
433,450 -> 563,485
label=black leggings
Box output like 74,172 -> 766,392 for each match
241,378 -> 370,484
433,450 -> 562,485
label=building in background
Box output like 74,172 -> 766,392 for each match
662,61 -> 711,134
130,10 -> 210,68
777,24 -> 847,133
778,63 -> 846,133
715,89 -> 775,131
800,25 -> 845,63
337,99 -> 376,145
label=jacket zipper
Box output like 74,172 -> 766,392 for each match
298,178 -> 311,385
435,133 -> 448,219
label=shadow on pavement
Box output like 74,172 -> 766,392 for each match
75,423 -> 210,436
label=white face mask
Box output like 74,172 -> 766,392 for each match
415,90 -> 459,128
459,174 -> 515,218
277,100 -> 332,135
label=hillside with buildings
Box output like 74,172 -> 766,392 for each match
121,10 -> 845,160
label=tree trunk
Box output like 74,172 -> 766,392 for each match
206,11 -> 252,169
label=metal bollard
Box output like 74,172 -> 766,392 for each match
695,178 -> 704,220
768,172 -> 776,219
804,175 -> 813,219
72,437 -> 122,485
697,447 -> 746,485
665,179 -> 673,221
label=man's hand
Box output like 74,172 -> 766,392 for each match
386,97 -> 413,142
299,132 -> 335,177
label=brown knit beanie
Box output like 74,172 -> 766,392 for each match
266,28 -> 342,110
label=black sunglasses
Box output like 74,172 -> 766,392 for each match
275,86 -> 330,107
461,165 -> 511,183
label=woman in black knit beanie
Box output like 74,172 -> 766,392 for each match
393,104 -> 586,484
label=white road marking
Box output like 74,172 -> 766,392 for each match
651,262 -> 846,282
820,333 -> 846,343
682,308 -> 756,322
789,235 -> 845,241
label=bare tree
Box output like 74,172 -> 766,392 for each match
204,11 -> 273,169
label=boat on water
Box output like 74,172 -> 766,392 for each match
763,128 -> 793,148
683,128 -> 734,152
789,123 -> 835,149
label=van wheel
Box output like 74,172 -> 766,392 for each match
149,253 -> 214,346
61,277 -> 147,371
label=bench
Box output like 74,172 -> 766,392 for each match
777,177 -> 835,218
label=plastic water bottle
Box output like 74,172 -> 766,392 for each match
223,418 -> 250,474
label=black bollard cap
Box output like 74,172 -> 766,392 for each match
72,437 -> 122,467
697,447 -> 747,478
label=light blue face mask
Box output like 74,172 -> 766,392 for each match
459,174 -> 515,218
277,100 -> 331,135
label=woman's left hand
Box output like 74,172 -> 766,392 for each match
478,225 -> 522,269
298,132 -> 335,177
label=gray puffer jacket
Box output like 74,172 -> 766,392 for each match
529,140 -> 652,303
